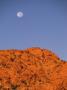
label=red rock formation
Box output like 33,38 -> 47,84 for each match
0,47 -> 67,90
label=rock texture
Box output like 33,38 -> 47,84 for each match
0,47 -> 67,90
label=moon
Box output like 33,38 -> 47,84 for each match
17,11 -> 24,18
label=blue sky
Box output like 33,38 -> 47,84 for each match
0,0 -> 67,61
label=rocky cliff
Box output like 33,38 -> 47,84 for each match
0,47 -> 67,90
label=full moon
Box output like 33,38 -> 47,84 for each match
17,11 -> 24,18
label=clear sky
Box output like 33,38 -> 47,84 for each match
0,0 -> 67,61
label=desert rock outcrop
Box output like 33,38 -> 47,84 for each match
0,47 -> 67,90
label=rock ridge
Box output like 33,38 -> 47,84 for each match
0,47 -> 67,90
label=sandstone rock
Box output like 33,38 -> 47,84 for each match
0,47 -> 67,90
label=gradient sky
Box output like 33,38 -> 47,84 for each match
0,0 -> 67,60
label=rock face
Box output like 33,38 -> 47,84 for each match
0,47 -> 67,90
